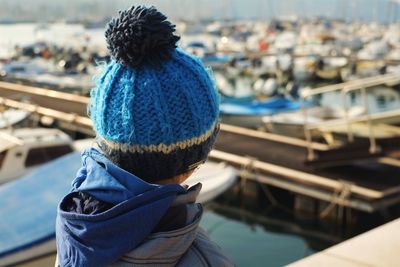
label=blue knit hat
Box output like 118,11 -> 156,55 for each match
89,6 -> 220,182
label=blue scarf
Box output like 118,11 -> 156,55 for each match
56,148 -> 185,267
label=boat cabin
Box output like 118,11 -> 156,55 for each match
0,128 -> 73,184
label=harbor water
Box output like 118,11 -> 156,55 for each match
201,210 -> 320,267
201,203 -> 332,267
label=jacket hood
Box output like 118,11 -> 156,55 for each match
117,185 -> 204,266
56,148 -> 186,267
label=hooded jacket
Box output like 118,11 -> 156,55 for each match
56,148 -> 232,267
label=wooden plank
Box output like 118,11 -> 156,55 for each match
0,81 -> 89,103
305,140 -> 384,167
311,114 -> 400,131
244,170 -> 375,212
377,157 -> 400,167
289,218 -> 400,267
215,128 -> 400,194
302,73 -> 400,97
220,124 -> 330,151
0,97 -> 92,128
0,81 -> 88,116
209,150 -> 388,199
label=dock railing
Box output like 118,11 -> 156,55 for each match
300,73 -> 400,161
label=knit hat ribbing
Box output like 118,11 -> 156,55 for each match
89,6 -> 220,182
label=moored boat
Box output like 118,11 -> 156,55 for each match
220,97 -> 310,128
263,105 -> 365,139
0,109 -> 30,129
0,128 -> 74,184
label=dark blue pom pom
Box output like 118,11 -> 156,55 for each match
105,6 -> 180,68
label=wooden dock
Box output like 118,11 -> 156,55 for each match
288,218 -> 400,267
213,125 -> 400,210
0,81 -> 88,116
1,75 -> 400,215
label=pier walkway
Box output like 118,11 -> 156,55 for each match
1,74 -> 400,214
288,218 -> 400,267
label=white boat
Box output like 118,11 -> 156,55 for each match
220,97 -> 307,128
263,105 -> 365,139
253,78 -> 278,96
0,129 -> 102,185
184,161 -> 236,203
293,56 -> 316,81
274,32 -> 297,52
386,49 -> 400,61
387,65 -> 400,74
315,57 -> 348,80
0,128 -> 75,184
0,60 -> 47,78
214,71 -> 255,98
340,61 -> 384,82
357,40 -> 389,60
0,109 -> 30,129
259,55 -> 278,75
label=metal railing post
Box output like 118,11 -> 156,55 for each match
301,95 -> 315,161
342,86 -> 354,143
361,87 -> 377,154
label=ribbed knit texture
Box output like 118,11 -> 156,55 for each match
89,49 -> 219,148
89,6 -> 220,181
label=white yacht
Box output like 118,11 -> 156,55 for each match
0,128 -> 74,184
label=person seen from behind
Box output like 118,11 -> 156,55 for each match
55,5 -> 233,267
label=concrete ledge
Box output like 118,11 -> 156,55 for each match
288,218 -> 400,267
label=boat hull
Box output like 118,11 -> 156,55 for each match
221,114 -> 266,128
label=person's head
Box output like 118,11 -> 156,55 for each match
89,6 -> 220,184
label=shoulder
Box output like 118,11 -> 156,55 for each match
178,227 -> 234,267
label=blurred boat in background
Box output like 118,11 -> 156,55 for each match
263,105 -> 365,139
0,128 -> 73,184
0,109 -> 30,129
220,97 -> 312,128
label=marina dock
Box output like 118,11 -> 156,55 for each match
1,74 -> 400,219
288,218 -> 400,267
1,4 -> 400,265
